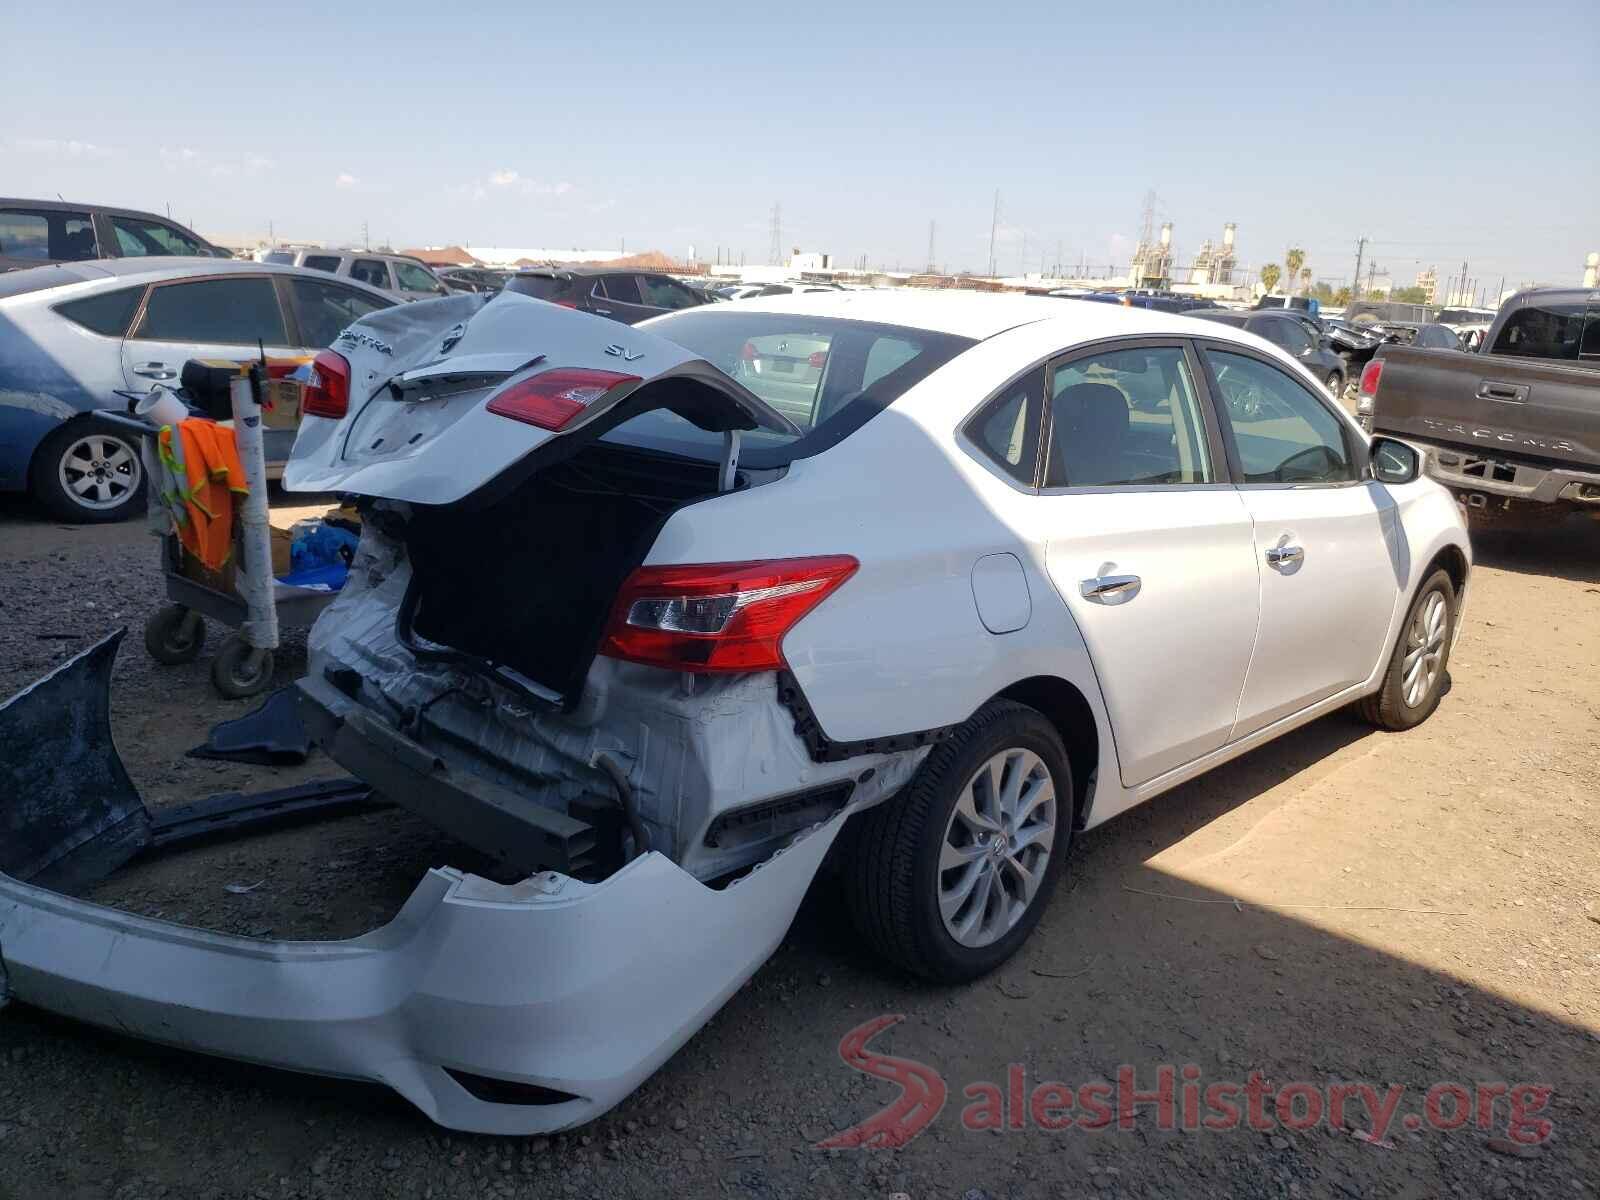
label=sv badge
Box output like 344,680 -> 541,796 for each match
604,344 -> 644,362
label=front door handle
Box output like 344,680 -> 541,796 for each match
591,307 -> 612,316
133,363 -> 176,380
1266,544 -> 1305,569
1080,573 -> 1141,604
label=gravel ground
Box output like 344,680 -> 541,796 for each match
1,489 -> 1597,1200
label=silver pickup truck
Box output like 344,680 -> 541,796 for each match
1359,287 -> 1600,528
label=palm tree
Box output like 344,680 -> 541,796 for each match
1300,268 -> 1312,294
1284,248 -> 1306,295
1260,263 -> 1282,294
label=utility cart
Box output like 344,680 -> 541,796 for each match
97,358 -> 341,699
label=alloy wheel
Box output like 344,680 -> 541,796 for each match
1403,589 -> 1448,707
937,748 -> 1057,948
57,434 -> 141,511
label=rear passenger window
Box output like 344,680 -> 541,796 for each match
0,208 -> 96,261
349,259 -> 391,289
134,277 -> 286,345
1046,347 -> 1212,487
55,286 -> 145,337
966,367 -> 1044,485
599,275 -> 642,304
637,275 -> 696,309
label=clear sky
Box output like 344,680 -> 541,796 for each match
5,0 -> 1594,289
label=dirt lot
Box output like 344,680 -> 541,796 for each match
1,490 -> 1596,1200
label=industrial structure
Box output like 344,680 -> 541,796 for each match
1129,221 -> 1175,290
1415,266 -> 1439,304
1188,223 -> 1239,286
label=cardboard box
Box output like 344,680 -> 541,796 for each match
262,379 -> 303,430
271,525 -> 293,576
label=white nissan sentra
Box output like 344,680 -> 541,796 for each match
0,288 -> 1469,1134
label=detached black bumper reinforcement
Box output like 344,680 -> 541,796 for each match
775,670 -> 954,764
297,676 -> 600,877
147,779 -> 386,853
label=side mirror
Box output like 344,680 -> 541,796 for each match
1370,436 -> 1420,485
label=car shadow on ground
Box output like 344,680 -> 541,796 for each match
1468,515 -> 1600,584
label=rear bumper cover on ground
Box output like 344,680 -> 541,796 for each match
0,633 -> 844,1134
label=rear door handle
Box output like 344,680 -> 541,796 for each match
133,363 -> 176,380
1079,573 -> 1141,604
591,307 -> 612,316
1266,545 -> 1305,569
1476,380 -> 1528,403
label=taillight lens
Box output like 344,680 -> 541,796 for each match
600,556 -> 858,673
302,349 -> 350,418
740,340 -> 759,362
1359,359 -> 1384,397
487,368 -> 639,432
808,350 -> 828,369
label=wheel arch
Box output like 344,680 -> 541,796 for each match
26,409 -> 106,488
994,675 -> 1100,831
1426,540 -> 1469,598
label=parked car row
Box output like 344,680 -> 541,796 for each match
0,198 -> 228,272
0,258 -> 395,521
257,247 -> 450,303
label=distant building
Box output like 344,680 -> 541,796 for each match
1187,223 -> 1239,286
1415,266 -> 1438,303
1130,222 -> 1175,289
789,250 -> 832,271
463,246 -> 631,269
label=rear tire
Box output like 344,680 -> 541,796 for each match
32,422 -> 146,524
1360,568 -> 1455,731
843,701 -> 1071,982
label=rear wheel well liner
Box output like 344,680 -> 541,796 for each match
995,676 -> 1099,829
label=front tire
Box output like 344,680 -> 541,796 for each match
844,701 -> 1071,982
1360,568 -> 1455,730
33,422 -> 146,523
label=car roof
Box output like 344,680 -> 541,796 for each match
679,288 -> 1261,342
0,196 -> 199,227
0,256 -> 396,303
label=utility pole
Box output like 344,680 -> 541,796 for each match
1458,259 -> 1468,306
987,190 -> 1000,278
1366,260 -> 1377,296
268,219 -> 274,245
926,220 -> 936,274
768,204 -> 782,267
1351,236 -> 1367,302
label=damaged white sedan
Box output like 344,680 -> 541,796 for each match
0,289 -> 1471,1134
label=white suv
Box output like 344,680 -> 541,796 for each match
256,247 -> 448,302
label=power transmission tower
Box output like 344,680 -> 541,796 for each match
987,190 -> 1000,278
1351,236 -> 1368,301
927,220 -> 936,274
768,204 -> 782,266
1137,190 -> 1156,249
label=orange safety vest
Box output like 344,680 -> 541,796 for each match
158,420 -> 249,571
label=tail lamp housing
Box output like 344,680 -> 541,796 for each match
301,349 -> 351,419
487,368 -> 639,432
1358,359 -> 1384,397
600,556 -> 858,673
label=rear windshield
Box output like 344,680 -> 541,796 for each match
605,310 -> 975,467
1490,303 -> 1587,360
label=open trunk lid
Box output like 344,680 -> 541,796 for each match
284,292 -> 796,505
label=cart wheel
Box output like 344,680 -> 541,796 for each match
144,604 -> 206,665
210,635 -> 275,699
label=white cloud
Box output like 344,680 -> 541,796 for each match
14,137 -> 113,159
485,169 -> 573,198
336,173 -> 358,189
159,146 -> 273,177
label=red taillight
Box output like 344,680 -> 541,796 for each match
487,368 -> 639,431
808,350 -> 828,369
302,350 -> 350,419
600,556 -> 858,673
1359,359 -> 1384,397
740,340 -> 758,362
554,299 -> 579,309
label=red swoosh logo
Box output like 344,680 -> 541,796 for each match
815,1014 -> 947,1149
